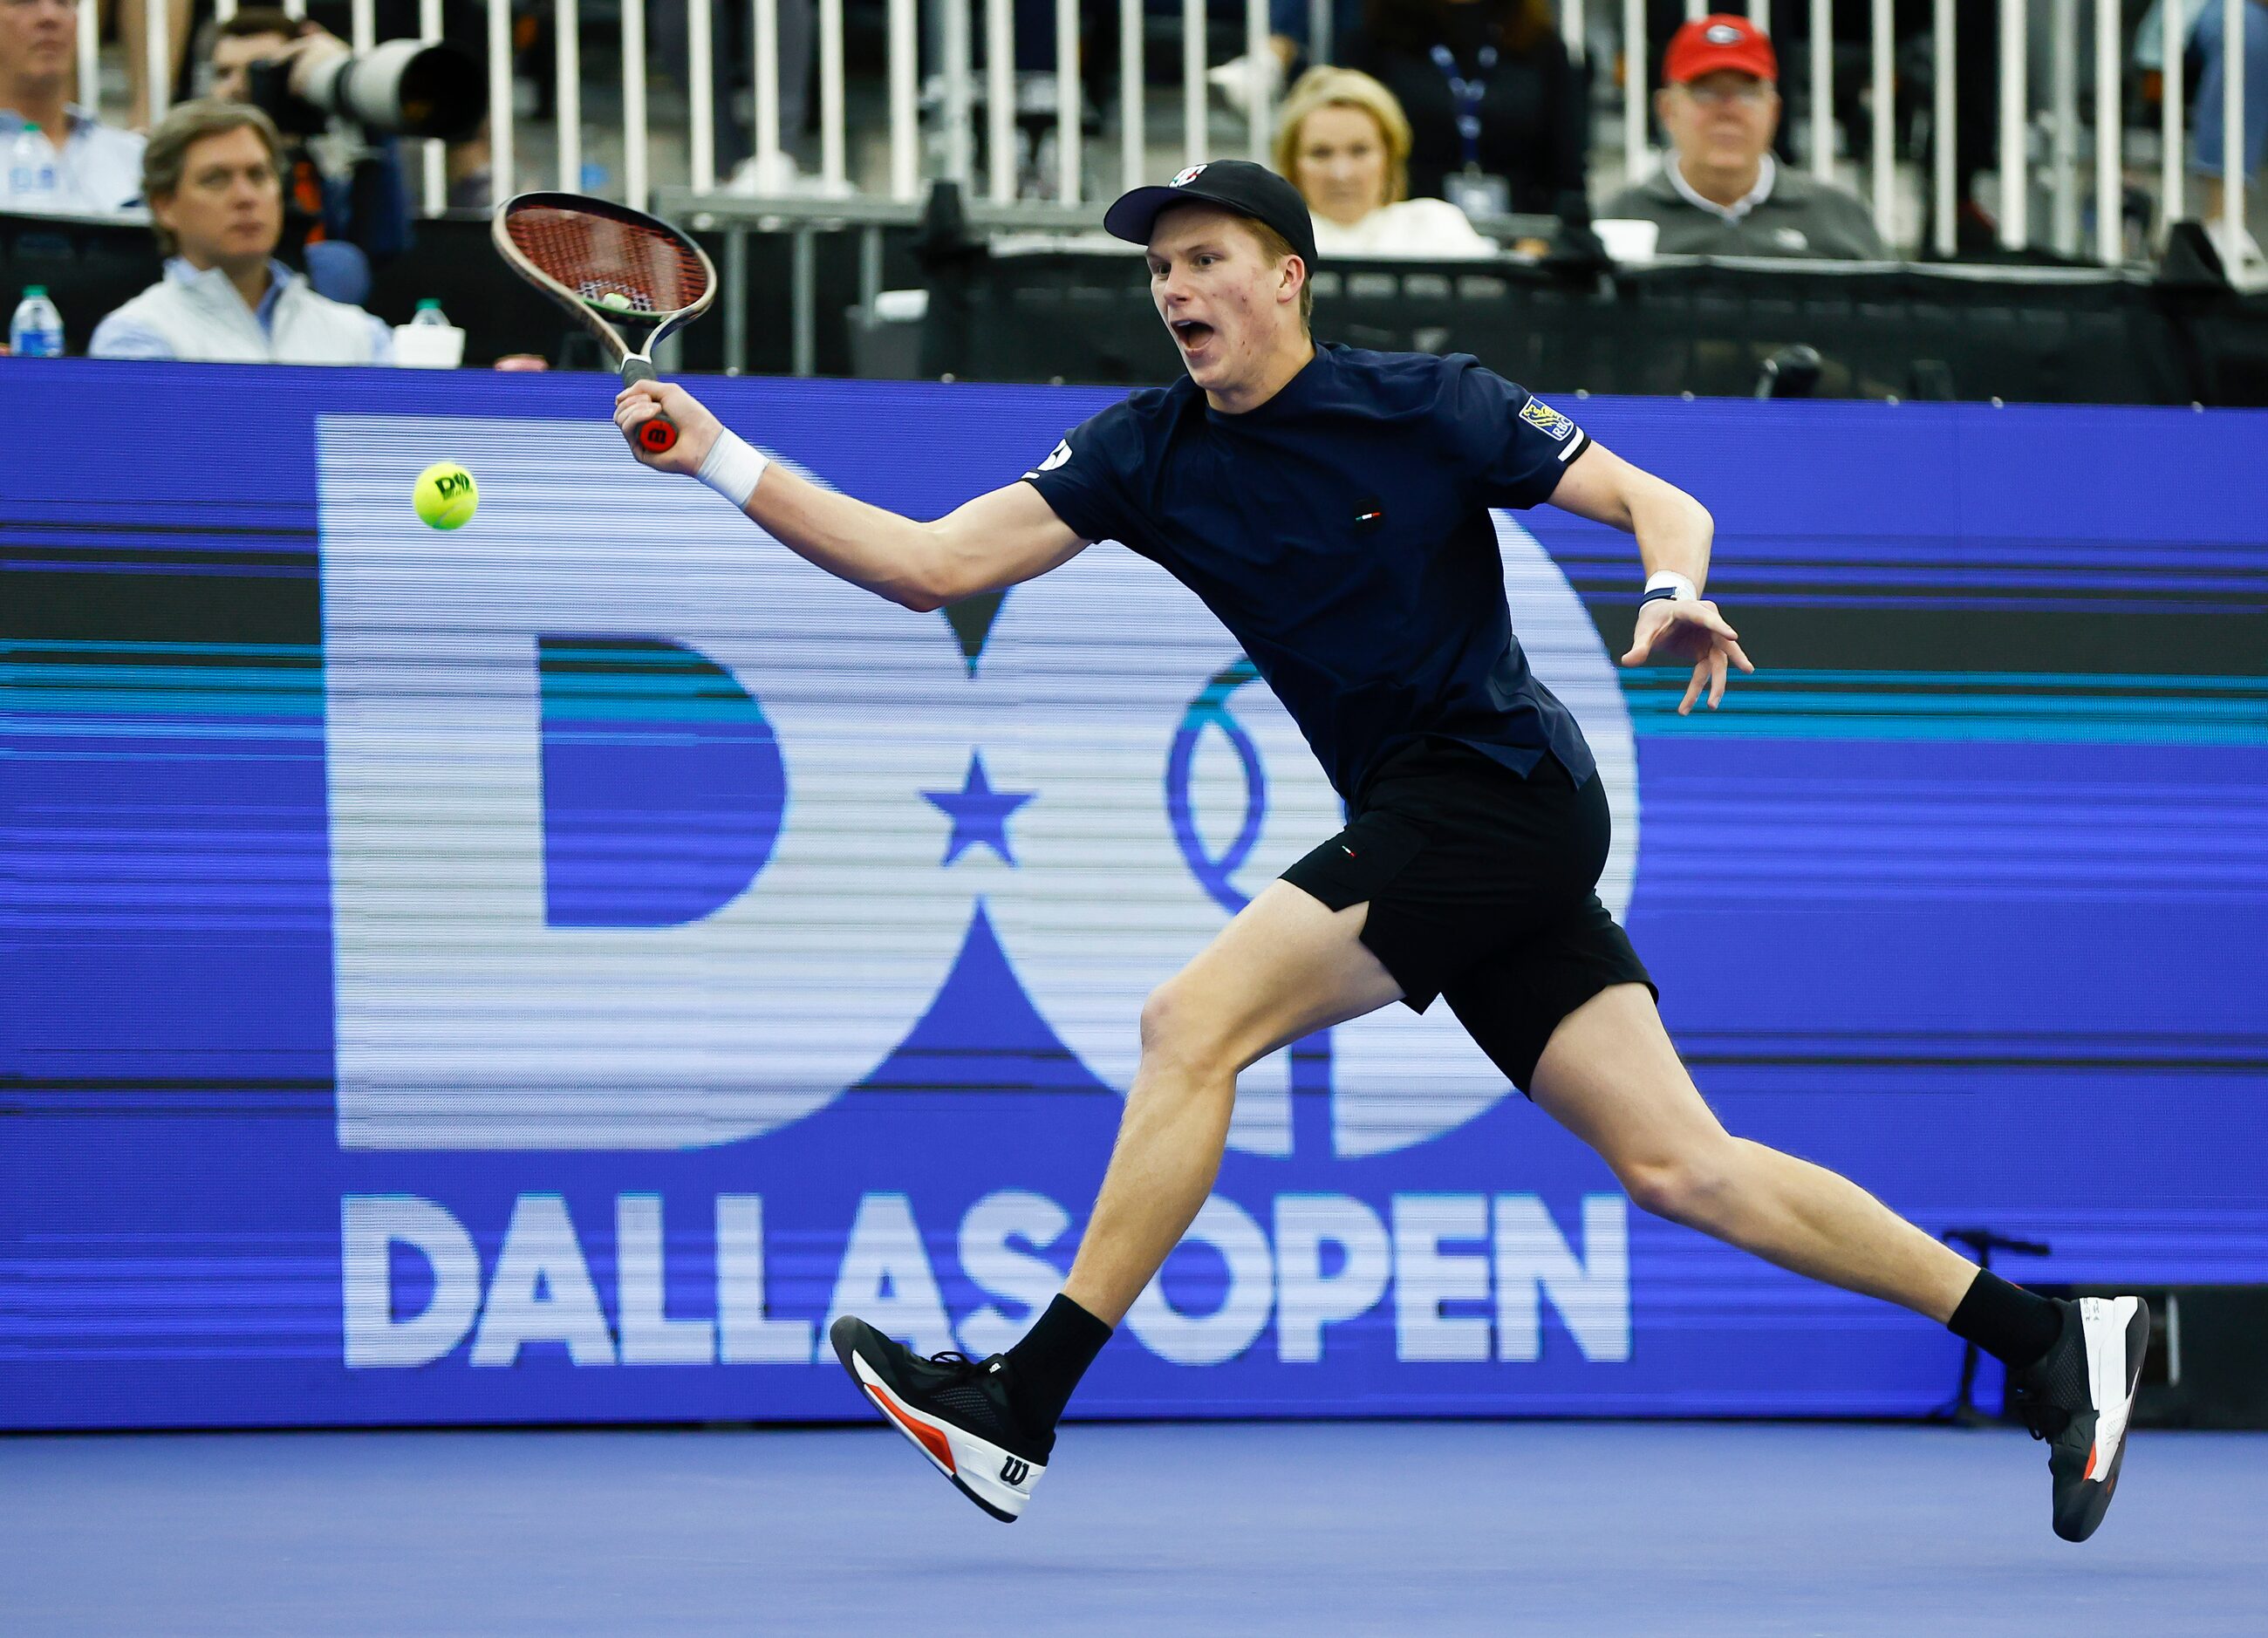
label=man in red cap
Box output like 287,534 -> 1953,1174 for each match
1600,13 -> 1885,259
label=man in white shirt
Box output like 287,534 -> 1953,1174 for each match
90,99 -> 393,364
1,0 -> 146,215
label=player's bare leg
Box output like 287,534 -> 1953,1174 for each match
830,880 -> 1401,1519
1532,982 -> 2150,1541
1527,983 -> 1976,1319
1059,881 -> 1405,1324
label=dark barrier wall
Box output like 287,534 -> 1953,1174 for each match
17,208 -> 2268,403
925,254 -> 2268,406
5,360 -> 2265,1430
0,213 -> 906,376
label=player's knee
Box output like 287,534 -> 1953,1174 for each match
1137,979 -> 1237,1082
1620,1144 -> 1739,1230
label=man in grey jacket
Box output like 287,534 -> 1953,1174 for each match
90,100 -> 393,365
1600,15 -> 1886,262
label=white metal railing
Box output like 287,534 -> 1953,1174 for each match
487,0 -> 514,209
2002,0 -> 2029,245
2224,0 -> 2249,254
422,0 -> 447,212
1809,0 -> 1830,185
2053,0 -> 2077,252
1932,0 -> 1954,258
61,0 -> 2254,270
553,0 -> 579,189
985,0 -> 1009,199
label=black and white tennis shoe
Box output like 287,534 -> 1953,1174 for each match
830,1316 -> 1049,1523
2010,1295 -> 2149,1542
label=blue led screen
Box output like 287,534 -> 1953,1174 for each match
4,360 -> 2265,1430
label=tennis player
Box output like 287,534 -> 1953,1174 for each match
614,160 -> 2146,1543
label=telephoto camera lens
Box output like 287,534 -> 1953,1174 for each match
253,41 -> 486,141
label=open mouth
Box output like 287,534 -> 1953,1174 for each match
1170,318 -> 1215,352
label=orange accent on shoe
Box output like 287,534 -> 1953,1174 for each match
866,1382 -> 956,1473
2081,1443 -> 2099,1481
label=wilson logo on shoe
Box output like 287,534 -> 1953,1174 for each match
999,1456 -> 1030,1485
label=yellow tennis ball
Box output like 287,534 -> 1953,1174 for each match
413,461 -> 479,530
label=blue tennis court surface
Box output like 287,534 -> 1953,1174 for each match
5,1421 -> 2261,1635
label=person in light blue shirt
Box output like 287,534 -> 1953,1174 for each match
2141,0 -> 2268,271
1,0 -> 146,215
89,250 -> 396,362
89,99 -> 393,364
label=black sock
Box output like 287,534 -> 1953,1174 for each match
1947,1268 -> 2065,1370
1002,1293 -> 1112,1437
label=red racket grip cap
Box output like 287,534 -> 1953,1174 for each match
619,357 -> 676,454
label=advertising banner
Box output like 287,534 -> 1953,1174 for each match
6,363 -> 2265,1429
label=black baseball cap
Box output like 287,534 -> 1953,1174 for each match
1103,160 -> 1319,268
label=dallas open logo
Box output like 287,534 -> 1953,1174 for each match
317,416 -> 1641,1375
316,417 -> 1638,1160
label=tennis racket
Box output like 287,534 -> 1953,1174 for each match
492,191 -> 718,454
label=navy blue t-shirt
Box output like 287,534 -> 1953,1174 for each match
1023,344 -> 1598,801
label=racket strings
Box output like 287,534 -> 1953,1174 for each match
503,205 -> 708,314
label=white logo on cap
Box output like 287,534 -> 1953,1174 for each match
1704,23 -> 1743,44
1172,164 -> 1208,187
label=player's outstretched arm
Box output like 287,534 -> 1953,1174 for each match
1549,440 -> 1755,714
613,379 -> 1086,611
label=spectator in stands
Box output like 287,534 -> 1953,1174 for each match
90,99 -> 394,362
208,9 -> 413,280
121,0 -> 195,132
652,0 -> 816,191
1274,66 -> 1498,257
1208,0 -> 1364,115
1,0 -> 146,214
2140,0 -> 2268,281
1351,0 -> 1587,222
1600,14 -> 1886,260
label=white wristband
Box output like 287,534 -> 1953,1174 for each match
1643,569 -> 1698,602
697,428 -> 769,509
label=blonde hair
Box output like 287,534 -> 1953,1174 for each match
1272,66 -> 1412,211
142,99 -> 284,256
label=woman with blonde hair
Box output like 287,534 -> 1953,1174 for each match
1273,66 -> 1499,258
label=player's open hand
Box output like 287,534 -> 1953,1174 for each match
1620,597 -> 1755,713
613,379 -> 721,474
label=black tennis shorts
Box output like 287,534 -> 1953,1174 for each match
1280,738 -> 1656,1094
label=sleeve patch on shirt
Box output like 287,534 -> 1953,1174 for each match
1519,398 -> 1576,441
1026,439 -> 1073,478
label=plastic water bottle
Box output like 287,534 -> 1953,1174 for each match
10,285 -> 64,358
6,122 -> 59,207
396,296 -> 465,368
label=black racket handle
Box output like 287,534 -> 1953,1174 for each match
619,356 -> 678,454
